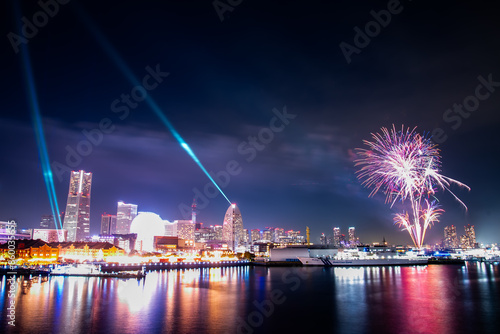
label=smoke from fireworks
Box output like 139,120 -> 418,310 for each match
355,125 -> 470,248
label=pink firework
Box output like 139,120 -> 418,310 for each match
355,125 -> 469,248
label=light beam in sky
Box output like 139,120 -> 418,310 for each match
14,2 -> 64,239
73,5 -> 232,205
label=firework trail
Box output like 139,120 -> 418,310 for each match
355,125 -> 470,248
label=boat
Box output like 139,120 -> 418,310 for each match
297,256 -> 428,266
50,264 -> 146,278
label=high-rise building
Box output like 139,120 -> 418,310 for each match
287,230 -> 301,243
164,220 -> 178,237
62,170 -> 92,242
262,230 -> 273,242
101,214 -> 117,235
213,225 -> 223,241
222,203 -> 244,251
176,220 -> 195,241
242,228 -> 250,246
116,202 -> 138,235
251,229 -> 261,245
465,224 -> 476,248
274,228 -> 284,243
444,225 -> 459,249
40,215 -> 55,229
320,233 -> 326,245
195,227 -> 215,243
460,235 -> 469,249
333,227 -> 341,247
348,227 -> 356,247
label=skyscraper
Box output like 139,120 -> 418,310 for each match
176,220 -> 195,240
116,202 -> 138,234
222,203 -> 244,251
333,227 -> 341,247
251,229 -> 261,244
348,227 -> 356,247
465,224 -> 476,248
444,225 -> 459,249
262,230 -> 273,242
164,220 -> 178,237
101,214 -> 117,235
274,228 -> 284,243
213,225 -> 223,241
40,214 -> 55,229
62,170 -> 92,242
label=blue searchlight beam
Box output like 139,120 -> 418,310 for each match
75,6 -> 231,205
14,1 -> 64,235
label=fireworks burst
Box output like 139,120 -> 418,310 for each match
355,125 -> 470,248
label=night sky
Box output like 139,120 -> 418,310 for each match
1,0 -> 499,245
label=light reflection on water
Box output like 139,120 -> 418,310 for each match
1,264 -> 500,333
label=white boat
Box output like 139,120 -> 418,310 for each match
298,256 -> 428,266
51,264 -> 99,275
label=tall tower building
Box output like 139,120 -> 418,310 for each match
348,227 -> 356,247
444,225 -> 459,249
176,220 -> 195,240
274,228 -> 284,243
116,202 -> 138,234
465,224 -> 476,248
101,214 -> 117,235
40,214 -> 56,229
333,227 -> 341,247
251,229 -> 261,244
222,203 -> 244,251
62,170 -> 92,242
213,225 -> 223,241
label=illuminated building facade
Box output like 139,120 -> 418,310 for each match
40,214 -> 56,229
32,229 -> 68,243
116,202 -> 138,235
444,225 -> 459,249
176,220 -> 195,240
333,227 -> 341,247
274,228 -> 284,242
286,230 -> 302,244
222,203 -> 244,251
0,240 -> 59,264
242,228 -> 249,246
50,242 -> 125,260
62,170 -> 92,242
164,220 -> 178,237
348,227 -> 356,247
213,225 -> 223,241
195,228 -> 215,243
460,235 -> 469,249
101,214 -> 117,235
262,230 -> 273,242
251,229 -> 261,244
464,224 -> 477,248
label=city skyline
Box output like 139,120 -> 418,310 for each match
1,1 -> 499,246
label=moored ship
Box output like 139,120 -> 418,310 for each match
298,256 -> 428,266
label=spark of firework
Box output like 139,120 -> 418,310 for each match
355,125 -> 469,248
